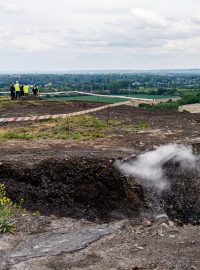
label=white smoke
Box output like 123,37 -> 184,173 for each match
115,144 -> 198,192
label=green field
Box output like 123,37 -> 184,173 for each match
0,91 -> 178,103
46,93 -> 178,103
46,95 -> 130,103
111,94 -> 179,99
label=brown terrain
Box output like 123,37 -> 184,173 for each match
0,100 -> 199,270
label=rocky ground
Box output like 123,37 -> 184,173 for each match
1,216 -> 200,270
0,100 -> 199,269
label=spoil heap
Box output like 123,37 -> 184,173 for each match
0,157 -> 144,222
0,150 -> 199,224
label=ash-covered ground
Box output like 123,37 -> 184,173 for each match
0,101 -> 199,270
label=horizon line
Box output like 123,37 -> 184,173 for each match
1,68 -> 200,74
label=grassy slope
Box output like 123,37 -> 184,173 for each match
0,115 -> 149,141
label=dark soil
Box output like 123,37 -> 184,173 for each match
0,155 -> 200,225
0,100 -> 103,117
0,157 -> 144,222
162,160 -> 200,225
93,105 -> 200,150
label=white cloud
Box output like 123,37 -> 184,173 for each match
0,1 -> 22,13
0,0 -> 200,70
130,8 -> 167,28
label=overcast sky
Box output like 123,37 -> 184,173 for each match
1,0 -> 200,71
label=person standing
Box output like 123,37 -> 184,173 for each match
9,83 -> 15,100
24,83 -> 29,96
20,84 -> 24,96
14,81 -> 21,99
32,84 -> 38,96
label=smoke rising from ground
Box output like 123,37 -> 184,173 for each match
116,144 -> 198,191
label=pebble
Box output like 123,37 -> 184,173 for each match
134,244 -> 144,250
168,220 -> 175,227
143,220 -> 152,227
160,222 -> 169,229
155,214 -> 169,225
158,228 -> 164,237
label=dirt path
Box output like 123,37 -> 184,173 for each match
179,103 -> 200,113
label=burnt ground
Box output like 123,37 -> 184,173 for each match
0,100 -> 200,269
0,157 -> 145,222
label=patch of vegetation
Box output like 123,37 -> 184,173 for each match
0,97 -> 9,101
0,100 -> 15,109
121,122 -> 149,131
133,123 -> 149,130
0,115 -> 111,141
48,95 -> 129,103
139,91 -> 200,110
1,131 -> 34,140
0,114 -> 151,141
0,183 -> 23,233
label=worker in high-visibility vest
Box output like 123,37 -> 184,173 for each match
24,83 -> 29,96
14,81 -> 21,99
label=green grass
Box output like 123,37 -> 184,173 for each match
0,100 -> 16,109
0,115 -> 111,141
132,123 -> 149,130
121,122 -> 149,131
0,114 -> 150,141
1,131 -> 34,140
46,93 -> 178,103
112,93 -> 178,99
46,95 -> 129,103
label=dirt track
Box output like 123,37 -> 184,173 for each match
0,100 -> 199,269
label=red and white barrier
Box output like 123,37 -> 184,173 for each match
0,100 -> 130,123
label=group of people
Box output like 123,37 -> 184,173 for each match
10,81 -> 39,100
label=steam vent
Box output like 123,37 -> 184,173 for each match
0,143 -> 199,225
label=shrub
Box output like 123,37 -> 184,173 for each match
0,183 -> 23,233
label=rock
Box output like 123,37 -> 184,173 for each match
143,220 -> 152,227
4,222 -> 122,265
158,228 -> 164,237
191,266 -> 198,270
169,220 -> 175,227
160,223 -> 169,229
155,214 -> 169,225
134,244 -> 144,250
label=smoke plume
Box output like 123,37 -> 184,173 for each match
115,144 -> 198,192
